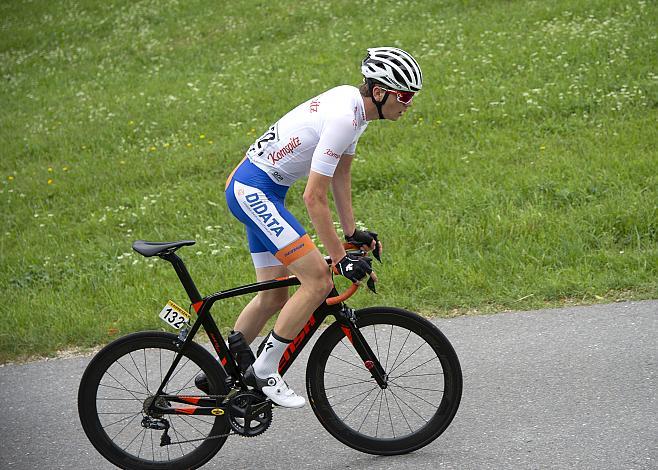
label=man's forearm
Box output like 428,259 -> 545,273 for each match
305,193 -> 346,264
331,177 -> 355,237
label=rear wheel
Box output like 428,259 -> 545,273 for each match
306,307 -> 462,455
78,332 -> 230,470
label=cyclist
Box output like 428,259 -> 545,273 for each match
221,47 -> 422,408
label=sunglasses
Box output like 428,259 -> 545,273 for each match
381,88 -> 415,105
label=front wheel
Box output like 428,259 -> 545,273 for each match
78,331 -> 230,470
306,307 -> 462,455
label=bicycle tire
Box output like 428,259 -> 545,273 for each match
306,307 -> 462,455
78,331 -> 230,470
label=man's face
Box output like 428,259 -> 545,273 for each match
374,86 -> 414,121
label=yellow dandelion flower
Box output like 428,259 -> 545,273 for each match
209,140 -> 214,144
63,166 -> 69,171
48,179 -> 53,185
48,167 -> 53,172
200,134 -> 206,139
150,146 -> 157,152
8,176 -> 14,181
187,143 -> 193,148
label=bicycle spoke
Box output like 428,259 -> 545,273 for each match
168,419 -> 185,457
338,338 -> 365,364
387,387 -> 430,424
165,357 -> 192,388
115,358 -> 149,394
170,418 -> 198,454
372,324 -> 380,366
159,348 -> 165,394
387,378 -> 443,393
332,384 -> 379,416
387,387 -> 415,433
375,388 -> 384,437
383,390 -> 395,438
166,430 -> 171,462
387,341 -> 427,376
171,369 -> 201,396
328,352 -> 365,370
150,428 -> 155,462
389,355 -> 440,381
175,415 -> 211,438
386,329 -> 411,374
384,324 -> 394,371
128,351 -> 149,393
104,410 -> 141,434
388,381 -> 439,409
389,371 -> 444,379
324,378 -> 375,391
326,382 -> 378,405
97,397 -> 145,401
121,420 -> 145,453
180,414 -> 216,426
357,389 -> 382,433
137,423 -> 148,458
98,380 -> 148,399
143,349 -> 149,395
324,370 -> 372,381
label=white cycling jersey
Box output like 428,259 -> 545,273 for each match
246,85 -> 368,186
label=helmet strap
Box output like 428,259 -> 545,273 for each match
367,79 -> 389,120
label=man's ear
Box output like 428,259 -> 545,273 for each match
369,85 -> 378,99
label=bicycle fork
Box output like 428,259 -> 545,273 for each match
337,307 -> 388,389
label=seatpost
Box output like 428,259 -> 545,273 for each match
160,252 -> 202,304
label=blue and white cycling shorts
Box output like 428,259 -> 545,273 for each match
225,158 -> 316,268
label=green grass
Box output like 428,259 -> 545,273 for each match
1,0 -> 656,362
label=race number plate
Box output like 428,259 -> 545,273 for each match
158,300 -> 191,329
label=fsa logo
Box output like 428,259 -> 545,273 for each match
324,148 -> 340,159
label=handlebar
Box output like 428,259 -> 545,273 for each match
326,283 -> 359,305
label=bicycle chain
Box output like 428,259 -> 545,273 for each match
165,430 -> 237,446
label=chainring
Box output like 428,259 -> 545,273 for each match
227,391 -> 273,437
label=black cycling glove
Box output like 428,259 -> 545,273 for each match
346,229 -> 381,261
334,254 -> 373,283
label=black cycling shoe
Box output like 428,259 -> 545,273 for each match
195,372 -> 209,394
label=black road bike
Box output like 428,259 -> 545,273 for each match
78,240 -> 462,469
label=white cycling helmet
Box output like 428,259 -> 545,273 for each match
361,47 -> 423,92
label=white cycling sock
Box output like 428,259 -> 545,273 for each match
252,330 -> 291,378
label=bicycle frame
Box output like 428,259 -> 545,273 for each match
148,251 -> 387,416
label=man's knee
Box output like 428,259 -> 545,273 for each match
304,268 -> 334,298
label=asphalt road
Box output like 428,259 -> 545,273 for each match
1,300 -> 656,470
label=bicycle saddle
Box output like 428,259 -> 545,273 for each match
132,240 -> 196,257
